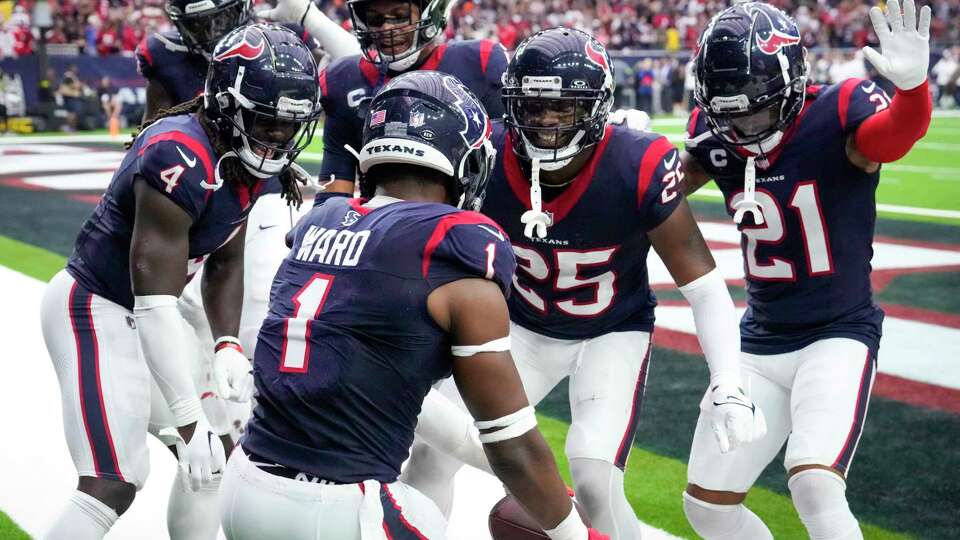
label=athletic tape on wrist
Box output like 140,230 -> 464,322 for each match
451,336 -> 511,357
544,504 -> 589,540
214,336 -> 243,353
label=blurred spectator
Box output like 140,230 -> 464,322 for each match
932,47 -> 958,107
57,65 -> 87,130
635,58 -> 655,114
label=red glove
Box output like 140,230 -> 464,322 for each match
588,529 -> 610,540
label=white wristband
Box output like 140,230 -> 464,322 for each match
134,295 -> 201,427
544,504 -> 588,540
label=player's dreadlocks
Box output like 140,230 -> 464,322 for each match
126,97 -> 304,207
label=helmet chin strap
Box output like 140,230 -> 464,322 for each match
520,158 -> 553,239
732,155 -> 764,225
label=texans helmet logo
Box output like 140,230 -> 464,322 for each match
584,40 -> 609,71
443,75 -> 490,149
214,29 -> 266,62
753,10 -> 800,55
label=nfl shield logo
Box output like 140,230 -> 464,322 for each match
410,111 -> 425,128
370,109 -> 387,127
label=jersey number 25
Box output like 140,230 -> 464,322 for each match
512,246 -> 618,317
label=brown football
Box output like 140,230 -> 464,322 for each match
488,494 -> 590,540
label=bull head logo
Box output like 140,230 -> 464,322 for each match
584,40 -> 609,71
214,29 -> 265,62
753,10 -> 800,55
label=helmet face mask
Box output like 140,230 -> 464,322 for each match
205,24 -> 322,179
348,0 -> 450,70
166,0 -> 250,55
502,28 -> 614,171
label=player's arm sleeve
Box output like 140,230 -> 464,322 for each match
135,140 -> 211,222
317,105 -> 360,182
636,137 -> 685,231
480,41 -> 508,120
844,78 -> 932,163
423,213 -> 516,297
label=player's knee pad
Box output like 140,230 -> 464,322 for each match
788,469 -> 862,540
682,492 -> 772,540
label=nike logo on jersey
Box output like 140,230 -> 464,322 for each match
177,146 -> 197,168
258,224 -> 278,231
663,150 -> 678,170
862,81 -> 877,93
478,225 -> 505,241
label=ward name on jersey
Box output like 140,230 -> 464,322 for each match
243,194 -> 514,483
686,78 -> 889,355
482,123 -> 684,340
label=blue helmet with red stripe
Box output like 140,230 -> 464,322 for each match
204,23 -> 321,179
694,2 -> 807,153
502,27 -> 615,171
358,70 -> 495,211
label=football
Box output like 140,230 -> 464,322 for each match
489,494 -> 591,540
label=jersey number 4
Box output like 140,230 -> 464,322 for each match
280,273 -> 334,373
732,182 -> 833,281
512,246 -> 618,317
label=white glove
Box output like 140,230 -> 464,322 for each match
257,0 -> 311,25
213,338 -> 254,403
862,0 -> 931,91
160,413 -> 226,491
703,382 -> 767,454
608,108 -> 652,132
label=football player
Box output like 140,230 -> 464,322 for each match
219,70 -> 607,540
401,28 -> 766,540
138,0 -> 358,121
136,0 -> 358,465
680,2 -> 933,539
258,0 -> 509,196
39,25 -> 320,540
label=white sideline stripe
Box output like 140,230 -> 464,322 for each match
655,305 -> 960,390
691,188 -> 960,219
0,266 -> 681,540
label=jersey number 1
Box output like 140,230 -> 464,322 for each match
280,273 -> 334,373
733,182 -> 833,281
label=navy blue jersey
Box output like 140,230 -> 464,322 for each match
316,39 -> 508,183
482,123 -> 683,340
243,195 -> 515,483
136,25 -> 318,105
66,114 -> 273,310
685,78 -> 888,355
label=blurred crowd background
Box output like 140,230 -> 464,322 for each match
0,0 -> 958,133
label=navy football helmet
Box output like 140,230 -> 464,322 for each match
165,0 -> 251,55
204,24 -> 321,178
502,27 -> 614,171
694,2 -> 807,153
347,0 -> 453,71
358,70 -> 495,211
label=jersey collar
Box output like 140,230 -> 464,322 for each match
502,125 -> 614,225
358,43 -> 449,87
